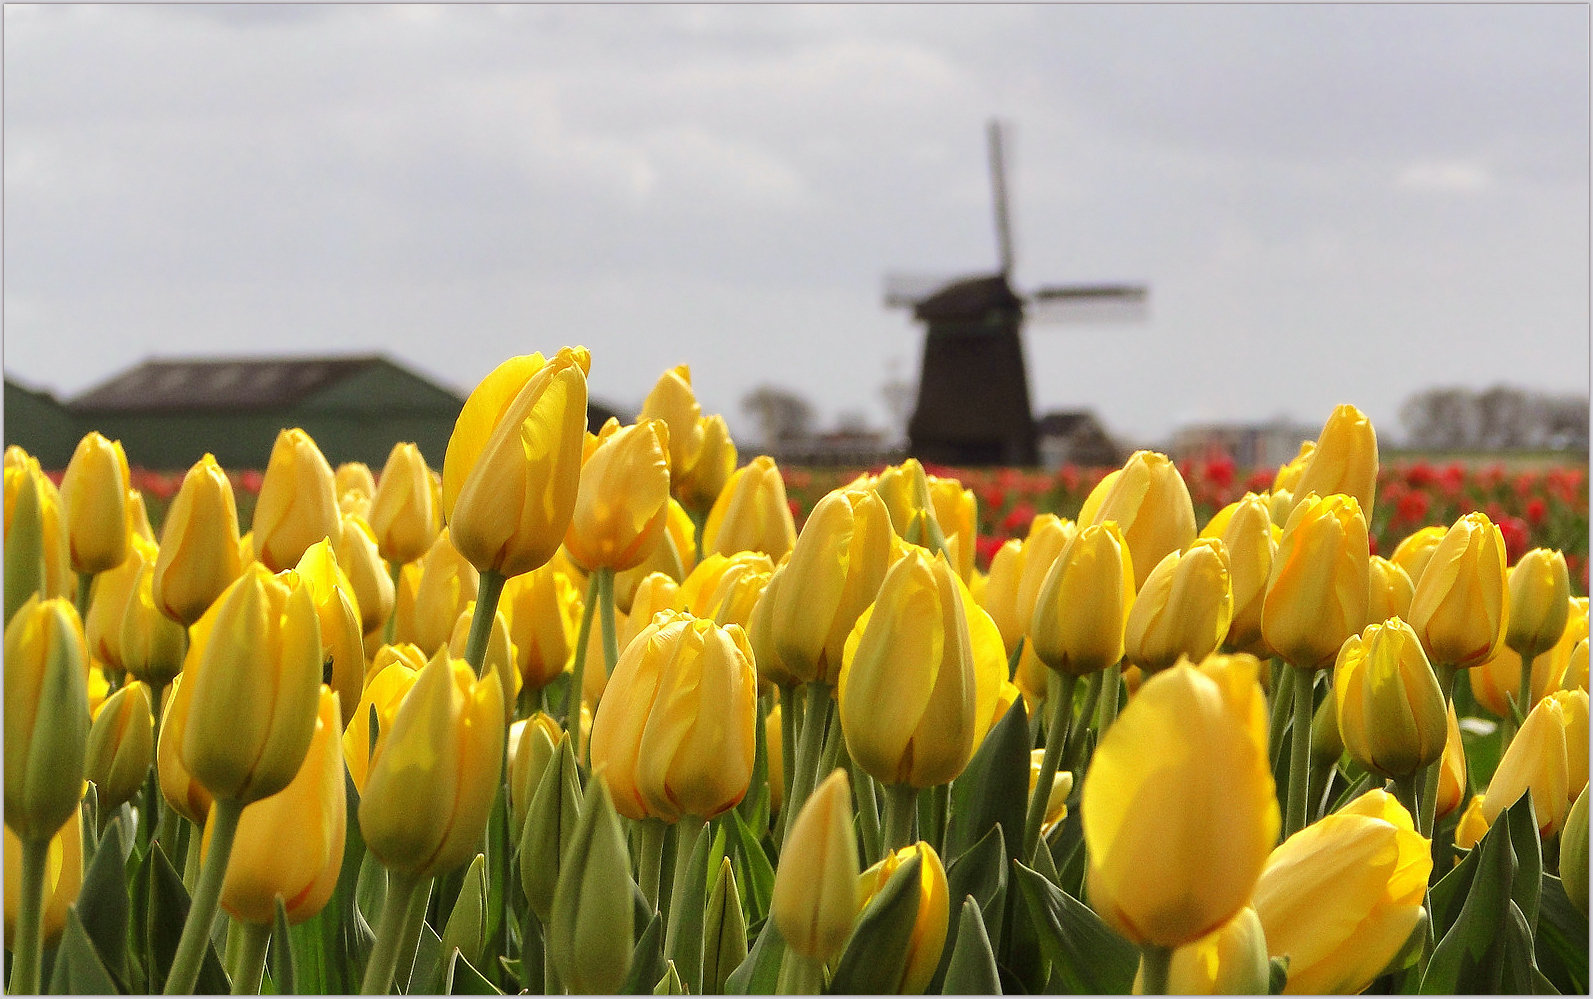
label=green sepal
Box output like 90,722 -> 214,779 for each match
940,896 -> 1001,995
827,852 -> 923,994
1267,955 -> 1290,994
1012,861 -> 1138,995
269,896 -> 295,996
723,917 -> 786,995
47,907 -> 122,995
441,852 -> 488,971
445,948 -> 501,994
620,913 -> 667,995
549,775 -> 634,994
520,733 -> 583,924
704,856 -> 748,996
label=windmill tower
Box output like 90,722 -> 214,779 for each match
886,120 -> 1148,467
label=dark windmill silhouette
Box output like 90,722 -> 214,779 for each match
886,120 -> 1148,467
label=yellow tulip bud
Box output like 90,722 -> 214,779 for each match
927,475 -> 978,581
4,596 -> 91,842
180,563 -> 323,805
444,348 -> 590,578
84,680 -> 154,813
614,498 -> 695,613
1454,794 -> 1490,853
501,560 -> 583,692
335,513 -> 395,637
1262,493 -> 1370,670
156,673 -> 212,825
1251,790 -> 1430,995
1028,749 -> 1074,835
335,461 -> 376,504
702,456 -> 797,562
449,601 -> 520,721
3,808 -> 82,951
1030,522 -> 1135,677
548,774 -> 634,995
1567,636 -> 1590,695
119,540 -> 190,689
60,431 -> 132,576
856,842 -> 950,995
1083,654 -> 1278,948
1483,688 -> 1588,837
977,538 -> 1026,656
694,555 -> 773,630
342,654 -> 422,793
1080,450 -> 1197,591
1201,493 -> 1277,656
508,712 -> 562,838
409,529 -> 479,656
839,549 -> 978,789
675,412 -> 737,514
770,769 -> 861,964
1562,787 -> 1588,916
860,458 -> 934,537
1272,440 -> 1315,494
765,702 -> 785,815
565,419 -> 672,573
360,648 -> 505,879
1367,556 -> 1416,627
5,451 -> 76,622
295,539 -> 366,728
589,614 -> 757,822
961,582 -> 1010,751
1434,700 -> 1468,822
1506,548 -> 1571,662
1291,404 -> 1378,519
618,571 -> 678,655
639,364 -> 706,485
1132,906 -> 1269,996
126,488 -> 155,544
252,428 -> 341,573
1408,512 -> 1508,670
83,536 -> 150,672
217,687 -> 345,925
1334,618 -> 1447,778
151,454 -> 244,626
369,442 -> 442,566
1124,538 -> 1233,674
1388,525 -> 1447,589
1013,515 -> 1078,639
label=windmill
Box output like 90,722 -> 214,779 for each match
885,119 -> 1149,467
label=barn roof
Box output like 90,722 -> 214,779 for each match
68,355 -> 434,413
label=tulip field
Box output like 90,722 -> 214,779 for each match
4,350 -> 1590,996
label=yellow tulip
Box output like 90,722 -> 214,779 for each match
409,529 -> 480,656
343,651 -> 423,793
501,560 -> 583,692
689,553 -> 773,630
856,842 -> 950,994
1123,538 -> 1232,674
156,673 -> 212,825
702,456 -> 797,562
84,680 -> 154,812
1082,654 -> 1278,948
565,419 -> 672,573
1262,493 -> 1370,670
1290,404 -> 1378,518
770,769 -> 860,964
4,596 -> 91,842
448,601 -> 521,720
1080,450 -> 1197,591
252,428 -> 341,573
1132,906 -> 1269,996
369,442 -> 442,566
675,412 -> 737,514
977,538 -> 1026,656
1029,522 -> 1135,677
1267,441 -> 1315,526
1408,512 -> 1508,670
1472,595 -> 1586,717
59,431 -> 133,576
1562,787 -> 1588,916
1201,493 -> 1277,655
1390,525 -> 1449,588
119,539 -> 190,689
443,348 -> 590,578
927,475 -> 978,581
588,613 -> 757,822
639,364 -> 706,485
1334,618 -> 1447,778
614,498 -> 695,614
1506,548 -> 1571,662
1029,749 -> 1074,836
839,549 -> 978,789
961,582 -> 1010,752
360,648 -> 504,878
1367,556 -> 1416,627
83,535 -> 150,672
179,563 -> 323,805
3,808 -> 82,950
335,461 -> 376,503
5,450 -> 74,622
1251,790 -> 1430,995
1567,637 -> 1590,695
294,539 -> 366,727
216,687 -> 345,925
335,513 -> 395,637
508,712 -> 562,837
618,571 -> 679,655
1434,700 -> 1468,822
1483,688 -> 1588,836
1454,794 -> 1490,853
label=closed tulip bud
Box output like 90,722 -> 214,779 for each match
676,552 -> 772,621
4,596 -> 91,842
765,702 -> 785,814
1291,404 -> 1378,518
216,687 -> 345,925
619,571 -> 680,653
1368,556 -> 1415,626
295,539 -> 366,727
1390,524 -> 1450,588
1201,494 -> 1277,655
335,461 -> 376,503
444,348 -> 590,578
410,529 -> 479,655
335,513 -> 395,636
369,442 -> 442,566
1551,597 -> 1590,689
508,712 -> 562,838
962,587 -> 1011,751
1263,493 -> 1370,670
84,680 -> 154,812
360,648 -> 504,878
1268,442 -> 1315,526
343,653 -> 422,793
1334,618 -> 1447,778
615,499 -> 695,613
1311,681 -> 1343,768
502,561 -> 583,691
119,541 -> 190,689
704,856 -> 749,997
855,842 -> 950,995
640,364 -> 706,484
702,456 -> 797,562
1013,514 -> 1078,640
1506,548 -> 1571,661
156,673 -> 212,825
127,488 -> 155,544
60,431 -> 132,576
1562,787 -> 1588,916
1083,654 -> 1278,948
1030,522 -> 1135,676
1029,749 -> 1074,835
1483,688 -> 1588,837
590,614 -> 757,822
771,769 -> 861,964
152,454 -> 244,626
928,475 -> 978,581
696,555 -> 773,630
1435,700 -> 1468,821
676,412 -> 737,514
840,549 -> 978,789
1568,637 -> 1590,695
253,428 -> 340,573
520,733 -> 584,924
449,601 -> 520,721
1132,906 -> 1269,996
1124,539 -> 1233,674
861,458 -> 934,536
1251,790 -> 1430,995
1454,794 -> 1490,853
978,538 -> 1025,656
549,774 -> 634,994
1408,512 -> 1508,670
1080,450 -> 1197,591
5,452 -> 75,622
83,535 -> 150,672
3,808 -> 82,951
566,419 -> 672,573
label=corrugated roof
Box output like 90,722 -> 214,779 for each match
69,355 -> 387,412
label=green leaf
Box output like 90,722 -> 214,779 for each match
946,698 -> 1029,868
666,820 -> 716,994
1429,832 -> 1485,940
1535,875 -> 1588,995
481,785 -> 510,978
47,908 -> 121,995
1268,955 -> 1290,994
1505,793 -> 1544,933
723,917 -> 785,995
704,858 -> 748,997
1012,862 -> 1138,995
411,921 -> 448,997
144,839 -> 230,995
270,897 -> 295,996
941,897 -> 1001,995
445,948 -> 502,994
354,850 -> 388,934
1422,795 -> 1520,994
1498,900 -> 1542,994
621,913 -> 668,995
931,823 -> 1008,992
725,807 -> 777,925
827,852 -> 924,994
654,960 -> 686,995
74,814 -> 130,983
738,692 -> 772,833
441,853 -> 489,971
285,907 -> 329,996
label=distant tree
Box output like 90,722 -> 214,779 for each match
1400,387 -> 1477,449
1400,384 -> 1589,451
741,385 -> 814,448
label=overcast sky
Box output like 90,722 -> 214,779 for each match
5,3 -> 1588,450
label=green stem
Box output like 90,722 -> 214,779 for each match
463,570 -> 507,678
357,868 -> 421,995
1138,943 -> 1175,995
852,755 -> 883,866
1419,664 -> 1459,838
1392,772 -> 1421,823
1285,666 -> 1314,839
383,558 -> 403,646
596,567 -> 619,680
391,878 -> 434,994
1023,673 -> 1076,863
777,951 -> 825,994
184,817 -> 204,893
775,682 -> 798,843
1267,657 -> 1293,770
785,682 -> 832,832
1506,653 -> 1537,745
544,932 -> 562,994
227,919 -> 271,995
690,508 -> 708,566
566,571 -> 602,753
164,798 -> 244,994
1098,660 -> 1123,733
76,569 -> 95,622
881,783 -> 918,855
1063,670 -> 1104,771
664,816 -> 708,993
8,836 -> 50,995
637,817 -> 668,911
929,782 -> 951,858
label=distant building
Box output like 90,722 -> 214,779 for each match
1036,410 -> 1122,468
3,377 -> 79,468
1168,418 -> 1316,470
6,354 -> 626,470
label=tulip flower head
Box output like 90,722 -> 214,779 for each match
1262,492 -> 1370,670
1367,556 -> 1416,628
1483,688 -> 1589,837
702,456 -> 797,562
1029,521 -> 1135,677
639,364 -> 706,485
1123,538 -> 1233,674
1132,906 -> 1270,996
369,442 -> 442,566
84,680 -> 154,813
1291,404 -> 1378,519
1390,525 -> 1449,588
856,842 -> 950,995
1334,618 -> 1447,779
252,428 -> 341,573
1506,548 -> 1571,662
675,412 -> 737,514
1407,512 -> 1509,670
770,769 -> 861,964
1201,493 -> 1278,655
59,431 -> 132,576
565,419 -> 672,573
1080,450 -> 1197,591
343,648 -> 423,792
5,451 -> 74,623
4,596 -> 91,842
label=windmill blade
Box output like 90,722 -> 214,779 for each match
1027,283 -> 1151,325
988,118 -> 1015,276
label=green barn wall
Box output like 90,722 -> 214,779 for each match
4,380 -> 80,467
